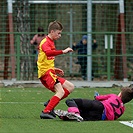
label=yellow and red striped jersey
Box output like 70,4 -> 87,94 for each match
37,36 -> 63,78
37,36 -> 55,78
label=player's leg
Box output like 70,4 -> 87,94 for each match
54,110 -> 70,121
64,99 -> 83,121
65,98 -> 104,121
61,79 -> 74,99
73,99 -> 104,120
40,76 -> 55,119
40,74 -> 74,119
43,78 -> 74,106
41,81 -> 75,119
40,70 -> 64,119
54,99 -> 83,121
66,99 -> 80,113
40,80 -> 65,119
87,100 -> 104,120
66,98 -> 84,110
43,99 -> 56,117
54,109 -> 83,122
66,98 -> 83,115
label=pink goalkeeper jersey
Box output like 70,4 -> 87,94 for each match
96,94 -> 125,120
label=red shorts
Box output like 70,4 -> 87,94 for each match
39,69 -> 65,92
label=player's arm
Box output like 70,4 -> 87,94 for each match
45,50 -> 63,56
42,43 -> 73,56
63,47 -> 73,54
41,42 -> 63,56
95,94 -> 111,101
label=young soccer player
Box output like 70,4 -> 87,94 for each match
37,21 -> 74,119
55,86 -> 133,121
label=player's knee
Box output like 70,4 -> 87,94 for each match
69,83 -> 74,93
62,80 -> 74,93
71,84 -> 74,90
56,88 -> 65,98
60,89 -> 65,97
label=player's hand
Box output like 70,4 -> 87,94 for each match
55,68 -> 64,76
63,47 -> 73,54
94,91 -> 99,99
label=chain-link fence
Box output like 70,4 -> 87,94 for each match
0,0 -> 133,81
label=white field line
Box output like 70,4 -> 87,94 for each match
0,101 -> 66,104
0,90 -> 52,93
119,121 -> 133,128
0,102 -> 44,104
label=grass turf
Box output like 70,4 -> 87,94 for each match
0,87 -> 133,133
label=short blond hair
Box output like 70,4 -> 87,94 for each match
48,20 -> 63,33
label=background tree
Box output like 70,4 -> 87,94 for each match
15,0 -> 33,80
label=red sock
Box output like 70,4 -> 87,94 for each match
61,88 -> 70,100
44,96 -> 60,113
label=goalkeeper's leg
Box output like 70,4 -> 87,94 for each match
54,109 -> 83,122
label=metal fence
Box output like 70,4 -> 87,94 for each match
0,0 -> 133,81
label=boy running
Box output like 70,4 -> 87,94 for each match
37,21 -> 74,119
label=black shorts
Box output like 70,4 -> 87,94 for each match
73,99 -> 104,121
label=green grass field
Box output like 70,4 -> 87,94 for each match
0,87 -> 133,133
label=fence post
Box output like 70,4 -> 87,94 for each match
7,0 -> 16,80
119,0 -> 128,82
16,34 -> 20,80
107,35 -> 111,81
87,0 -> 92,81
105,35 -> 113,81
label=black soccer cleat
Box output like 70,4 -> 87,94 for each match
43,100 -> 56,118
40,111 -> 55,119
50,110 -> 56,118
